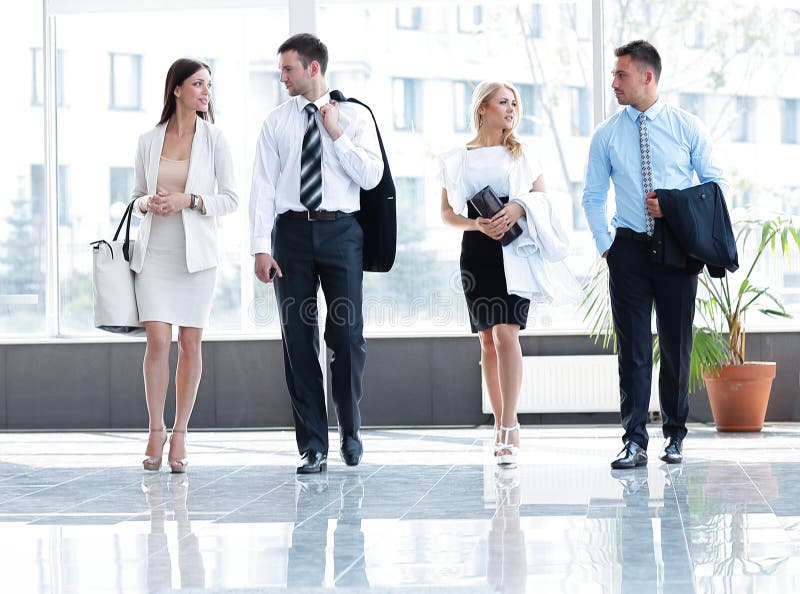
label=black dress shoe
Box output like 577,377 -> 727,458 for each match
297,449 -> 327,474
610,441 -> 648,469
659,437 -> 683,464
340,436 -> 363,467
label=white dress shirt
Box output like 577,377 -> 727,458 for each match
249,91 -> 384,256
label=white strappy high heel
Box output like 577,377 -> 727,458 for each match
494,423 -> 520,466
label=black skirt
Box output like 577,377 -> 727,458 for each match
460,197 -> 530,333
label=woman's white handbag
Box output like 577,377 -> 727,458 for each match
90,199 -> 145,335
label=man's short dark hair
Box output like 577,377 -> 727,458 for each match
614,39 -> 662,82
278,33 -> 329,75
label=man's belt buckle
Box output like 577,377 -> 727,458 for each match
306,210 -> 339,221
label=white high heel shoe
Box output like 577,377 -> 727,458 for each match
494,424 -> 520,466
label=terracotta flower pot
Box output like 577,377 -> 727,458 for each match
702,362 -> 776,432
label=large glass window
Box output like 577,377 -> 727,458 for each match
321,1 -> 595,334
9,0 -> 800,340
0,2 -> 45,335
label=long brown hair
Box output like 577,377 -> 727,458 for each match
470,81 -> 523,158
158,58 -> 214,125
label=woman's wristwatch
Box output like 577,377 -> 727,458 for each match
189,193 -> 200,210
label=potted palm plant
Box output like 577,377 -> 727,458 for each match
582,214 -> 800,432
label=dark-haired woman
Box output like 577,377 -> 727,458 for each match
132,58 -> 238,472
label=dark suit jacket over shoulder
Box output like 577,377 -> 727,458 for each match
651,181 -> 738,278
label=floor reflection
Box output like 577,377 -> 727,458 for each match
142,473 -> 204,591
287,473 -> 369,587
334,475 -> 369,587
613,467 -> 658,591
487,467 -> 526,593
688,461 -> 791,586
610,466 -> 696,593
4,427 -> 800,593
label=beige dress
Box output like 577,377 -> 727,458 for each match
134,157 -> 216,328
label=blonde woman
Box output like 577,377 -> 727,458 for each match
133,58 -> 238,472
439,81 -> 545,466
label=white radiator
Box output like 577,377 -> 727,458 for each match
481,355 -> 659,414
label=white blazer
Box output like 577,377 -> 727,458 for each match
130,117 -> 238,274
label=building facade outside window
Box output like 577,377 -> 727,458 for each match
517,83 -> 541,136
528,3 -> 543,38
452,80 -> 477,133
7,0 -> 800,339
457,5 -> 483,33
396,6 -> 422,30
392,77 -> 422,131
109,52 -> 142,111
679,92 -> 706,121
108,166 -> 134,222
683,22 -> 704,48
570,86 -> 591,137
732,96 -> 755,143
32,48 -> 65,106
782,98 -> 799,144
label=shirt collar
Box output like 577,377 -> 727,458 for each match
296,90 -> 331,112
625,97 -> 664,122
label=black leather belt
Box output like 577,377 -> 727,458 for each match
616,227 -> 651,242
282,210 -> 355,221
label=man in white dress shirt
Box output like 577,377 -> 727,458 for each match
250,33 -> 383,474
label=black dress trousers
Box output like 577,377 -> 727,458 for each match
273,214 -> 366,455
607,234 -> 697,449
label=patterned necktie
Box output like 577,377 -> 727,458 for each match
639,112 -> 655,236
300,103 -> 323,211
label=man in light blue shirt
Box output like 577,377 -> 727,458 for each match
581,40 -> 728,469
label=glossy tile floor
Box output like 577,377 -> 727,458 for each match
2,425 -> 800,593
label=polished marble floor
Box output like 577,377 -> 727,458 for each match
2,424 -> 800,593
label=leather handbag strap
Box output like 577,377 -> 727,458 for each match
89,239 -> 113,258
111,199 -> 137,262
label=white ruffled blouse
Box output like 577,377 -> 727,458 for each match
438,143 -> 582,305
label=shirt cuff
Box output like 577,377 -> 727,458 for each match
596,233 -> 613,256
251,237 -> 272,256
135,196 -> 148,215
332,133 -> 355,158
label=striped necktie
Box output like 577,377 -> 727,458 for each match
300,103 -> 323,211
639,112 -> 655,236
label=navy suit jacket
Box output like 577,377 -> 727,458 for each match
330,90 -> 396,273
651,181 -> 738,278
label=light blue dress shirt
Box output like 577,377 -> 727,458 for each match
581,99 -> 729,255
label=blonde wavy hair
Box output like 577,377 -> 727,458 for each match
470,81 -> 523,159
